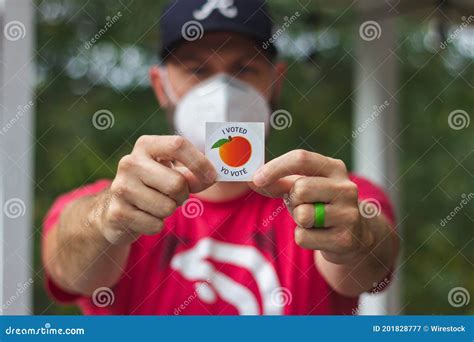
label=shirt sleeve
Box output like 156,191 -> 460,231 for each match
41,179 -> 112,303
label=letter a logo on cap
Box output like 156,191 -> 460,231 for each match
193,0 -> 238,20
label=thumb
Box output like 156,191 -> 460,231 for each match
174,166 -> 215,194
248,175 -> 300,198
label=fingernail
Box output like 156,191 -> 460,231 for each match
205,169 -> 217,184
253,170 -> 266,186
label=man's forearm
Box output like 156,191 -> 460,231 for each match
43,191 -> 130,296
315,214 -> 398,298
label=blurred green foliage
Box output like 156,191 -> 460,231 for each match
33,0 -> 473,315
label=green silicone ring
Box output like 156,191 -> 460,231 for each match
314,203 -> 326,228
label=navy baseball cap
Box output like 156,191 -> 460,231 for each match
159,0 -> 277,60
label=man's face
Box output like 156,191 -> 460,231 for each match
151,32 -> 286,111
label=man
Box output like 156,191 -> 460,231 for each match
43,0 -> 398,315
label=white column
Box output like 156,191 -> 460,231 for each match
0,0 -> 34,315
353,6 -> 401,315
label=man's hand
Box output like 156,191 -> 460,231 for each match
250,149 -> 397,296
98,135 -> 217,245
250,149 -> 370,263
44,135 -> 216,295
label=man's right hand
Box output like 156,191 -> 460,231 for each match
95,135 -> 217,245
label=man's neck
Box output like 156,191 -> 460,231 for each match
196,181 -> 250,202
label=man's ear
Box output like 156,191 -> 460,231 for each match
149,66 -> 170,108
273,62 -> 287,101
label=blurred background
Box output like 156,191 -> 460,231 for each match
0,0 -> 472,315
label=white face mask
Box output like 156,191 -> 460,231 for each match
161,70 -> 271,152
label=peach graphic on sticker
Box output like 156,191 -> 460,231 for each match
211,136 -> 252,168
206,122 -> 265,182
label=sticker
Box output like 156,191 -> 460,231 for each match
205,122 -> 265,182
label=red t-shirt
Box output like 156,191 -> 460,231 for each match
42,175 -> 395,315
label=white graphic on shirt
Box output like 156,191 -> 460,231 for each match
171,237 -> 283,315
193,0 -> 238,20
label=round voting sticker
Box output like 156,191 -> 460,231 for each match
206,122 -> 265,182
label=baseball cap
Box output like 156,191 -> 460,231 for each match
159,0 -> 277,60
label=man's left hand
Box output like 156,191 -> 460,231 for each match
250,149 -> 375,265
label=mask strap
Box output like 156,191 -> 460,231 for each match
158,67 -> 179,105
